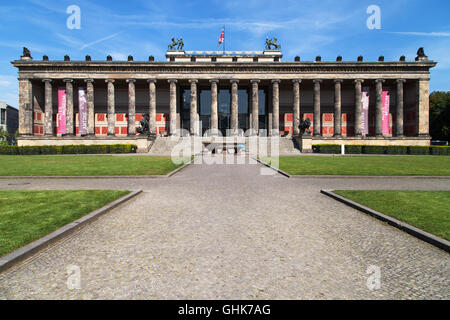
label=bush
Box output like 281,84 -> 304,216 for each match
430,146 -> 449,155
40,145 -> 58,155
408,146 -> 430,155
345,145 -> 363,154
0,145 -> 19,155
363,146 -> 386,154
385,146 -> 408,155
19,146 -> 41,155
0,144 -> 137,155
313,144 -> 341,154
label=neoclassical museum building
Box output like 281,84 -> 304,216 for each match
12,45 -> 436,153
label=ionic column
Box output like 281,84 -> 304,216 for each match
272,79 -> 280,136
375,79 -> 385,137
334,79 -> 343,137
63,79 -> 74,135
230,79 -> 239,135
168,79 -> 177,136
354,79 -> 364,137
148,79 -> 157,134
313,80 -> 322,136
18,78 -> 33,135
189,79 -> 198,136
84,79 -> 95,136
251,80 -> 260,135
396,79 -> 406,137
127,79 -> 136,136
417,78 -> 430,137
105,79 -> 115,135
209,79 -> 219,136
42,79 -> 53,136
292,79 -> 301,136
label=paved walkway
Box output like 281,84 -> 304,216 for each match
0,157 -> 449,299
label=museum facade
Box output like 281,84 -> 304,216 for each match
12,47 -> 436,153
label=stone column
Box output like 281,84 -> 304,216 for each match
43,79 -> 53,136
272,79 -> 280,136
18,78 -> 33,135
230,79 -> 239,135
292,79 -> 301,136
333,79 -> 343,137
189,79 -> 198,136
148,79 -> 157,134
209,79 -> 219,136
417,78 -> 430,137
106,79 -> 115,135
375,79 -> 385,137
84,79 -> 95,136
251,80 -> 260,135
396,79 -> 406,137
354,79 -> 364,137
63,79 -> 74,135
313,80 -> 322,136
168,79 -> 177,135
127,79 -> 136,136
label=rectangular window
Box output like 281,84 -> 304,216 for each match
0,109 -> 5,124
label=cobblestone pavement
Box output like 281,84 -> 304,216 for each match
0,156 -> 449,299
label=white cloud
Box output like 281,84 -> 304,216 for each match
389,31 -> 450,37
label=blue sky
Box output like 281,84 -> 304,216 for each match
0,0 -> 449,108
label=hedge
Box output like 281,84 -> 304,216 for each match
0,144 -> 137,155
313,144 -> 450,155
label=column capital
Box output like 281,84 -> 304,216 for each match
396,79 -> 406,84
167,79 -> 178,84
63,78 -> 73,83
147,78 -> 157,84
188,79 -> 198,84
105,79 -> 115,83
126,79 -> 136,83
84,78 -> 94,83
374,79 -> 385,84
313,79 -> 322,84
354,79 -> 364,84
42,79 -> 53,83
209,79 -> 219,84
334,79 -> 343,84
271,79 -> 281,84
230,79 -> 240,84
292,79 -> 302,84
250,79 -> 260,84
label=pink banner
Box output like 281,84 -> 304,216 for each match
78,88 -> 87,135
382,90 -> 390,135
57,88 -> 66,134
361,87 -> 370,135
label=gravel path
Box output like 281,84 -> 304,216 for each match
0,156 -> 448,299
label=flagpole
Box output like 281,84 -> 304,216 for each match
223,25 -> 225,54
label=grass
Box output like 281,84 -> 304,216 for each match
0,190 -> 130,257
271,156 -> 450,176
333,190 -> 450,240
0,155 -> 185,176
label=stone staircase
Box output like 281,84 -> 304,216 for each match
147,136 -> 302,155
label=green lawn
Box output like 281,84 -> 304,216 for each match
0,155 -> 185,176
273,156 -> 450,176
0,190 -> 130,257
334,190 -> 450,240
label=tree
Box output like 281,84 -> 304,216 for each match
429,91 -> 450,142
0,128 -> 10,146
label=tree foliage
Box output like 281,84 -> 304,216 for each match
429,91 -> 450,142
